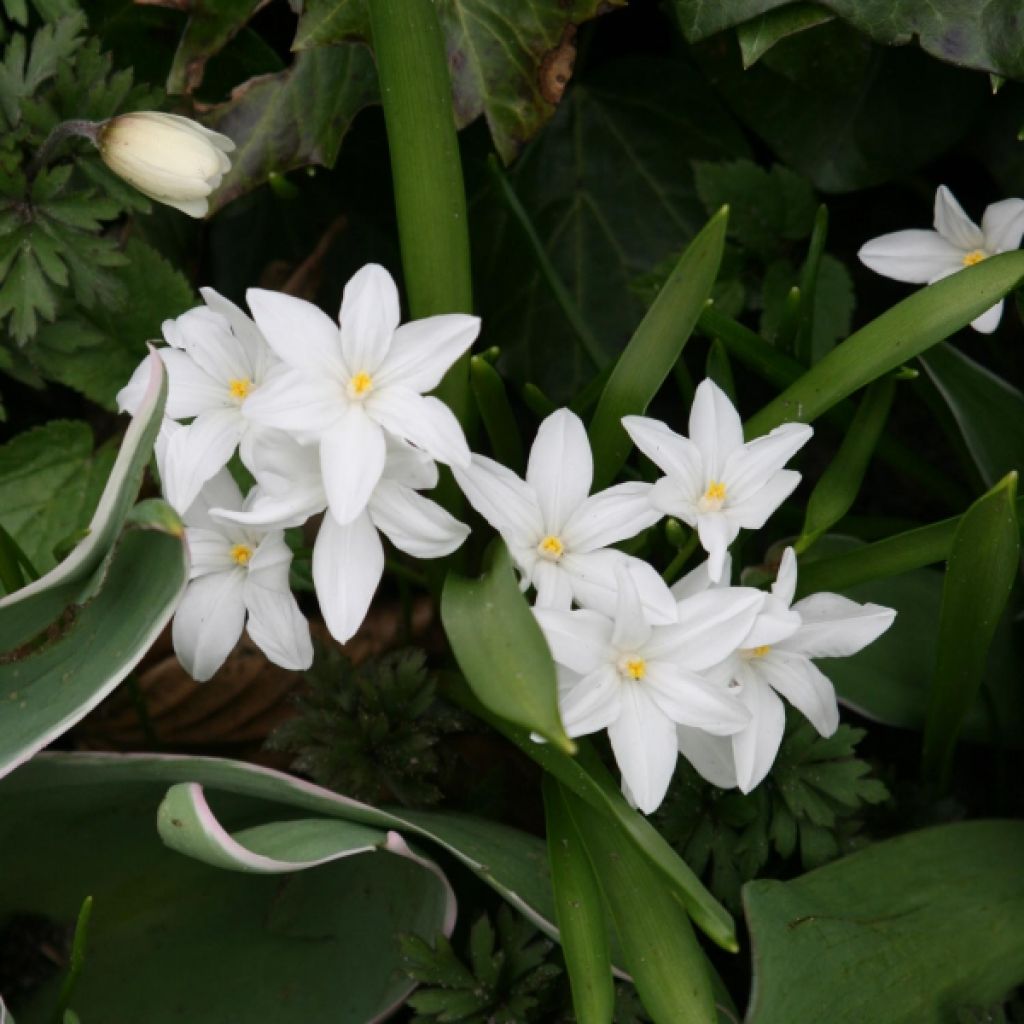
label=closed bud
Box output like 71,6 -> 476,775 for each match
97,112 -> 235,218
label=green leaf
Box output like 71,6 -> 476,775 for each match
470,354 -> 525,472
165,0 -> 265,94
736,3 -> 834,67
745,821 -> 1024,1023
919,342 -> 1024,489
474,56 -> 750,400
588,206 -> 728,489
202,45 -> 378,212
746,252 -> 1024,439
441,540 -> 573,752
0,756 -> 456,1024
295,0 -> 625,162
922,473 -> 1020,784
543,777 -> 614,1024
563,786 -> 716,1024
676,0 -> 1024,81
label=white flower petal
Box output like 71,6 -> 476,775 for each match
246,288 -> 346,378
533,607 -> 612,675
970,300 -> 1004,334
858,229 -> 964,284
646,587 -> 763,670
241,366 -> 342,437
622,416 -> 703,497
161,408 -> 246,514
723,423 -> 812,505
726,470 -> 802,531
643,662 -> 750,734
670,555 -> 725,600
650,476 -> 698,524
369,479 -> 469,558
338,263 -> 400,374
172,570 -> 247,682
561,549 -> 677,625
981,198 -> 1024,254
611,563 -> 651,651
560,666 -> 622,737
452,455 -> 544,548
243,430 -> 322,497
562,481 -> 661,553
532,559 -> 575,609
784,592 -> 896,658
181,467 -> 244,530
772,547 -> 798,608
676,726 -> 737,789
381,436 -> 439,490
688,378 -> 744,479
244,578 -> 313,671
608,685 -> 678,814
214,487 -> 323,530
321,407 -> 387,525
754,650 -> 839,737
742,596 -> 802,648
368,387 -> 470,468
695,513 -> 738,583
526,409 -> 593,534
161,349 -> 229,419
312,510 -> 384,644
186,527 -> 237,578
167,306 -> 253,385
376,313 -> 480,393
731,670 -> 787,794
201,286 -> 275,380
116,356 -> 155,415
934,185 -> 984,250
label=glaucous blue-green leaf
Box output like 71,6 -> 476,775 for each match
745,821 -> 1024,1023
473,56 -> 750,400
922,473 -> 1019,783
919,341 -> 1024,488
674,0 -> 1024,81
294,0 -> 626,162
0,755 -> 455,1024
442,540 -> 573,752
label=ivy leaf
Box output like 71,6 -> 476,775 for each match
295,0 -> 626,162
202,46 -> 377,211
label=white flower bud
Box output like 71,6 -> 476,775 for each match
97,112 -> 235,218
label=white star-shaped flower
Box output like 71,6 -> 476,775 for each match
534,566 -> 763,814
675,548 -> 896,794
242,263 -> 479,525
117,287 -> 278,513
623,379 -> 812,584
454,407 -> 675,622
213,430 -> 469,645
859,185 -> 1024,334
173,470 -> 313,682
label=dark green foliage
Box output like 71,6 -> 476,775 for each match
265,645 -> 466,807
400,907 -> 564,1024
656,718 -> 889,909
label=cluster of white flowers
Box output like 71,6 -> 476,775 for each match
119,263 -> 896,812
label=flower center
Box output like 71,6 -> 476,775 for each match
348,371 -> 374,399
962,249 -> 988,267
537,534 -> 565,561
230,543 -> 254,566
228,377 -> 252,401
618,656 -> 647,681
698,480 -> 727,513
742,644 -> 771,660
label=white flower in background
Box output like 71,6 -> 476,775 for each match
242,264 -> 479,525
623,380 -> 812,584
858,185 -> 1024,334
454,407 -> 675,622
675,548 -> 896,794
534,566 -> 763,814
213,431 -> 469,645
98,112 -> 234,218
173,471 -> 313,682
116,289 -> 279,514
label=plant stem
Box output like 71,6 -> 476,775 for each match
28,119 -> 100,179
368,0 -> 473,427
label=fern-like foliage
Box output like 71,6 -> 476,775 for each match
656,717 -> 889,909
265,644 -> 466,807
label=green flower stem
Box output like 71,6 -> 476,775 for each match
368,0 -> 473,427
28,119 -> 100,179
488,155 -> 604,369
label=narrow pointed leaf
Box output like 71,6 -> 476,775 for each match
589,207 -> 728,488
922,472 -> 1019,785
746,252 -> 1024,438
441,540 -> 574,752
543,777 -> 615,1024
470,354 -> 525,472
563,786 -> 716,1024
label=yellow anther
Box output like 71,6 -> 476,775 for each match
698,480 -> 727,513
962,249 -> 987,267
623,658 -> 647,680
750,645 -> 771,658
537,534 -> 565,560
230,543 -> 254,566
228,377 -> 252,400
349,371 -> 374,398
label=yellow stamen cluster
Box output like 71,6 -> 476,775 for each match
228,377 -> 252,400
750,645 -> 771,658
537,534 -> 565,560
622,658 -> 647,681
230,543 -> 254,566
349,371 -> 374,398
962,249 -> 987,267
698,479 -> 727,513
